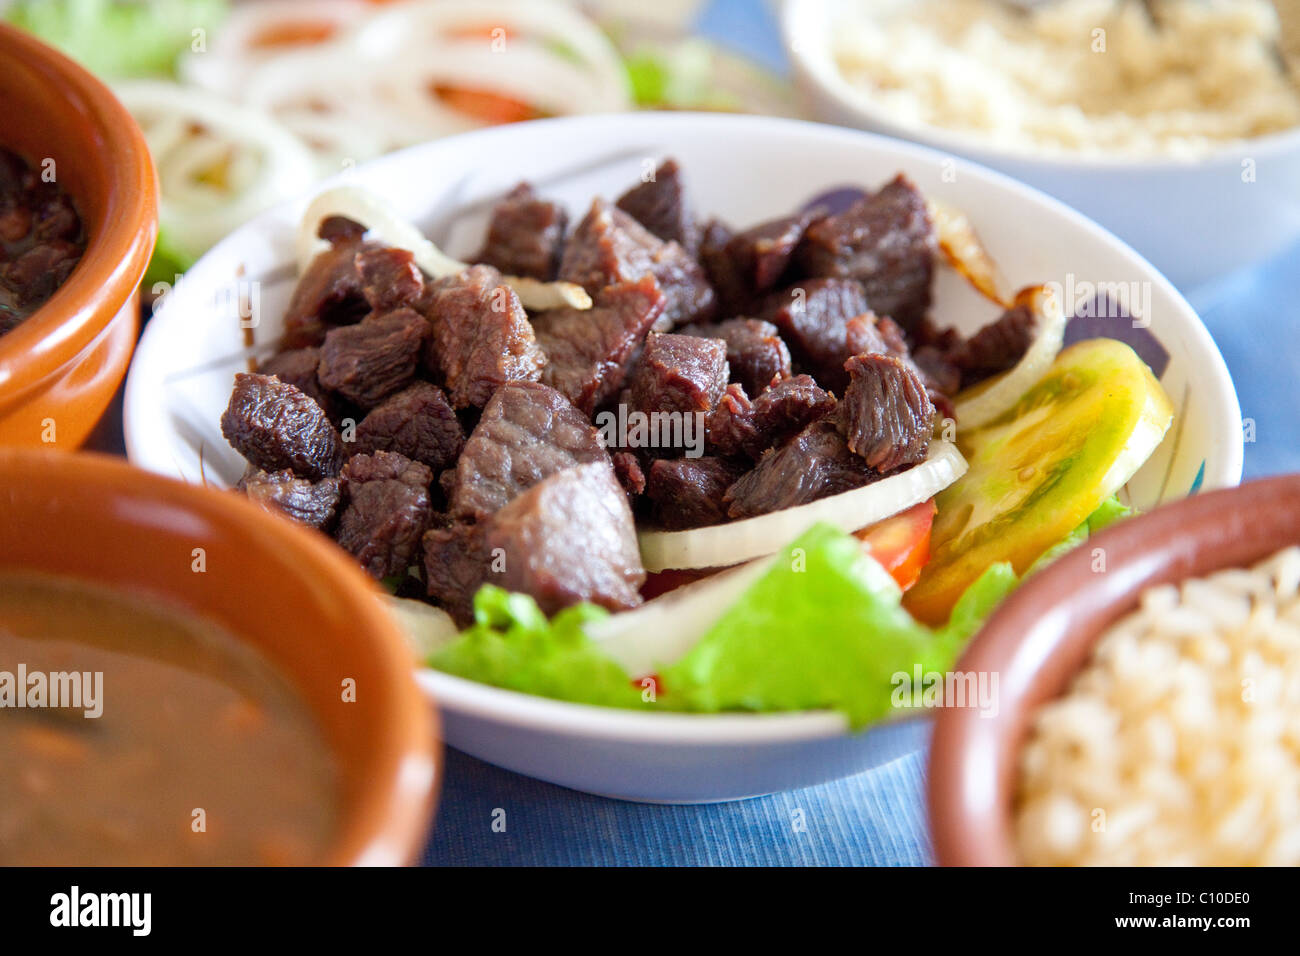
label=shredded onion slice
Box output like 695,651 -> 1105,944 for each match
954,284 -> 1068,431
929,199 -> 1010,308
636,439 -> 968,573
116,80 -> 317,262
586,558 -> 776,678
298,185 -> 592,310
180,0 -> 631,168
386,596 -> 459,658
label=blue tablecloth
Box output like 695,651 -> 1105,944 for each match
422,0 -> 1299,866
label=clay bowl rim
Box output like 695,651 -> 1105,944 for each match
0,23 -> 158,398
0,448 -> 441,866
928,475 -> 1300,866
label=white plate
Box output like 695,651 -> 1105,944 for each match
125,113 -> 1242,802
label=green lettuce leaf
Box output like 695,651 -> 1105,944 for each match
428,526 -> 1023,725
7,0 -> 228,79
429,586 -> 647,710
141,226 -> 198,293
1025,495 -> 1134,576
659,524 -> 1017,728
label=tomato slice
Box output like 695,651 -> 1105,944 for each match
431,84 -> 544,125
903,338 -> 1174,625
854,499 -> 935,591
640,566 -> 718,601
249,22 -> 339,49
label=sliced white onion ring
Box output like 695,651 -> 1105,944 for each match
180,0 -> 631,170
385,596 -> 459,658
353,0 -> 631,113
116,80 -> 317,262
954,284 -> 1068,431
928,198 -> 1010,308
636,439 -> 968,573
586,558 -> 776,678
179,0 -> 373,97
298,185 -> 591,310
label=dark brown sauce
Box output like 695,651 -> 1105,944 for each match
0,573 -> 339,865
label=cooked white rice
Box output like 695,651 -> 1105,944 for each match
831,0 -> 1300,159
1015,545 -> 1300,865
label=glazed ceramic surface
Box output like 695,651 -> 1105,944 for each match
0,24 -> 158,447
125,113 -> 1240,801
782,0 -> 1300,288
929,476 -> 1300,865
0,449 -> 439,863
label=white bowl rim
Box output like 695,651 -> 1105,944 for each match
418,668 -> 858,742
126,110 -> 1244,745
781,0 -> 1300,173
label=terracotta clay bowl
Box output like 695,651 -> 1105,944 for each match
0,23 -> 157,447
929,475 -> 1300,866
0,449 -> 440,865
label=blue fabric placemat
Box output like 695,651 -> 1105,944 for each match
422,723 -> 934,866
422,0 -> 1297,867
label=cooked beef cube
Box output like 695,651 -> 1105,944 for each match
844,311 -> 955,415
32,191 -> 80,242
874,314 -> 912,358
837,353 -> 935,472
685,317 -> 791,397
611,450 -> 647,497
353,381 -> 465,472
646,456 -> 745,530
423,521 -> 489,626
221,372 -> 344,480
558,199 -> 653,293
796,174 -> 937,332
318,215 -> 366,244
476,182 -> 568,281
912,345 -> 961,418
339,448 -> 431,485
450,381 -> 609,520
708,376 -> 835,462
239,468 -> 341,530
725,209 -> 818,297
698,218 -> 749,316
750,374 -> 837,451
317,307 -> 428,409
946,302 -> 1036,387
650,239 -> 718,328
615,158 -> 699,254
760,277 -> 869,392
356,245 -> 423,313
335,452 -> 433,578
282,236 -> 369,348
534,276 -> 666,415
257,347 -> 333,414
843,311 -> 892,358
421,264 -> 545,408
706,383 -> 759,459
725,421 -> 876,519
485,463 -> 645,616
628,332 -> 729,417
558,199 -> 715,328
2,240 -> 80,307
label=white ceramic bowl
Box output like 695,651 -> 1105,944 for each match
124,112 -> 1242,802
782,0 -> 1300,290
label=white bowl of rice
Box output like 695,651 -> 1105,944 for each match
783,0 -> 1300,288
929,474 -> 1300,866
